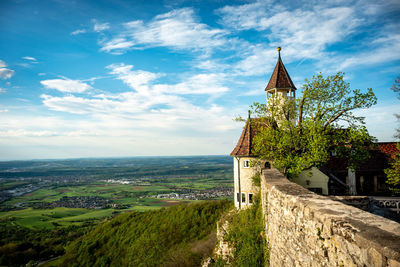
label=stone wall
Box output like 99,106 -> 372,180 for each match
261,168 -> 400,267
233,157 -> 260,209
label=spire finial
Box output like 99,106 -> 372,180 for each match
277,46 -> 281,59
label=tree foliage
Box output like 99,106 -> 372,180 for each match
212,193 -> 266,266
60,200 -> 232,267
391,75 -> 400,139
250,72 -> 377,178
385,75 -> 400,192
0,224 -> 92,267
385,144 -> 400,194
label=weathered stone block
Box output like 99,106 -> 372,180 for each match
261,168 -> 400,267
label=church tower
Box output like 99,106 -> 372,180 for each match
231,47 -> 296,209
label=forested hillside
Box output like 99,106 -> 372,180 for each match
58,200 -> 232,266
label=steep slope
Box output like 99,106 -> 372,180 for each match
59,200 -> 232,267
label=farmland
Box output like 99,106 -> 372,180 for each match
0,156 -> 233,229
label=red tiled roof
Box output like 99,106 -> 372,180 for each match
265,55 -> 296,91
378,142 -> 399,158
326,142 -> 399,172
230,119 -> 259,157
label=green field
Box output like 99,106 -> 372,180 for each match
0,156 -> 233,229
3,184 -> 170,206
1,182 -> 195,230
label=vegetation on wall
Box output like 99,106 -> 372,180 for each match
59,200 -> 232,266
213,194 -> 267,266
249,72 -> 377,178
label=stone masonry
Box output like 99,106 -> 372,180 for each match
261,168 -> 400,267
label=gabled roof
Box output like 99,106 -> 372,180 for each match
265,53 -> 296,91
230,119 -> 258,157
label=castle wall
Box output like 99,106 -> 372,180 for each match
233,157 -> 259,209
261,168 -> 400,266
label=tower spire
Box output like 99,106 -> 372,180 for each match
265,46 -> 296,91
277,46 -> 281,60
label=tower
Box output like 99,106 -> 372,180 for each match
265,47 -> 297,123
265,47 -> 296,103
230,47 -> 296,209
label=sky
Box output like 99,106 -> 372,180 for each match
0,0 -> 399,160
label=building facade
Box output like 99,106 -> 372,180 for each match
230,47 -> 297,208
231,48 -> 399,207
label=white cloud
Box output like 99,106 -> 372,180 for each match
336,33 -> 400,70
40,78 -> 92,93
71,29 -> 86,35
107,63 -> 163,94
195,59 -> 229,71
153,73 -> 229,95
107,63 -> 229,96
0,59 -> 15,80
217,0 -> 400,75
233,45 -> 276,76
100,8 -> 228,54
0,109 -> 8,113
37,63 -> 237,143
99,38 -> 135,54
22,56 -> 37,61
0,130 -> 59,137
93,20 -> 110,32
216,1 -> 364,75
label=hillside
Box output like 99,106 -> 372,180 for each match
56,200 -> 232,266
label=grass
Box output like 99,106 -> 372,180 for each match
0,198 -> 190,229
1,176 -> 232,230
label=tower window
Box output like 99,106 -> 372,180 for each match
249,193 -> 253,204
237,193 -> 240,202
243,160 -> 250,168
242,192 -> 246,203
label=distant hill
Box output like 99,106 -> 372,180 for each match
57,200 -> 232,267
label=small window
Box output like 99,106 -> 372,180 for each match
236,193 -> 240,202
242,193 -> 246,203
249,193 -> 253,204
243,160 -> 250,168
264,161 -> 271,169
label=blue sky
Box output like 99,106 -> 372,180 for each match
0,0 -> 399,160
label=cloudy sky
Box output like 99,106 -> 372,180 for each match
0,0 -> 399,160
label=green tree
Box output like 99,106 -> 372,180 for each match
250,72 -> 377,178
385,144 -> 400,194
390,75 -> 400,139
385,75 -> 400,193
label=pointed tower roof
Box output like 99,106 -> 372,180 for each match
265,47 -> 296,91
230,119 -> 253,157
230,112 -> 260,157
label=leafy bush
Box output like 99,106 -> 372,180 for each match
223,194 -> 267,266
